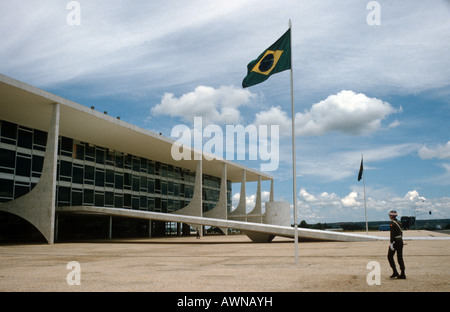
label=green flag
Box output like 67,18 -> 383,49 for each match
242,28 -> 291,88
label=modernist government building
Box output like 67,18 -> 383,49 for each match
0,74 -> 294,244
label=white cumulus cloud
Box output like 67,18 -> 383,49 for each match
296,90 -> 397,136
341,191 -> 359,207
299,188 -> 316,202
152,85 -> 257,125
404,190 -> 426,202
254,90 -> 399,137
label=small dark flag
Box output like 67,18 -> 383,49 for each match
358,158 -> 364,181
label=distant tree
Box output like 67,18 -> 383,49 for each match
312,223 -> 327,230
299,220 -> 309,228
341,223 -> 364,231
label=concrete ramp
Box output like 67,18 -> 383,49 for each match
57,206 -> 386,242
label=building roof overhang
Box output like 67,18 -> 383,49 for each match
0,74 -> 273,183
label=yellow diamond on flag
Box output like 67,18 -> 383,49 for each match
251,50 -> 284,76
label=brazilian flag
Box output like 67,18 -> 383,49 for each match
242,29 -> 291,88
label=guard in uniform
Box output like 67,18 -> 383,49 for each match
387,210 -> 406,279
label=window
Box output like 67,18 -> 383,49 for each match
132,196 -> 139,210
174,168 -> 181,180
140,176 -> 147,191
94,192 -> 104,206
155,179 -> 161,194
140,158 -> 147,173
71,189 -> 83,206
114,173 -> 123,189
85,144 -> 95,161
147,161 -> 154,175
60,137 -> 73,156
114,195 -> 123,208
124,154 -> 132,169
74,142 -> 84,160
105,192 -> 114,207
124,194 -> 131,208
147,179 -> 154,194
179,184 -> 185,197
84,165 -> 94,181
1,121 -> 17,144
0,178 -> 13,198
16,155 -> 31,177
185,185 -> 193,199
72,165 -> 83,184
124,172 -> 131,189
14,182 -> 30,199
106,169 -> 114,187
106,149 -> 115,166
132,157 -> 140,172
60,161 -> 72,177
147,197 -> 155,211
132,177 -> 139,192
140,196 -> 147,210
0,148 -> 16,173
58,186 -> 71,205
18,129 -> 33,149
161,181 -> 167,195
32,155 -> 44,174
168,181 -> 173,195
96,148 -> 105,164
155,197 -> 161,212
84,189 -> 94,205
115,153 -> 123,168
33,129 -> 47,150
95,169 -> 105,187
154,162 -> 161,175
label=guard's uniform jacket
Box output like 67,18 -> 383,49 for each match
390,219 -> 403,245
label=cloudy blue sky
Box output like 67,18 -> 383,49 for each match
1,0 -> 449,223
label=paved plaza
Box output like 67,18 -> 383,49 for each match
0,230 -> 449,292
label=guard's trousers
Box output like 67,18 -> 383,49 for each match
387,238 -> 405,272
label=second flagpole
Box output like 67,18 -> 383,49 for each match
362,154 -> 368,235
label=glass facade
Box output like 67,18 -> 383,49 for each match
0,119 -> 232,213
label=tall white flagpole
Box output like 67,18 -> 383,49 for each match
289,19 -> 299,264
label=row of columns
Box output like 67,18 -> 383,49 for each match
173,157 -> 275,237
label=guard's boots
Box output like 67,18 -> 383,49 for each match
397,270 -> 406,279
390,270 -> 399,279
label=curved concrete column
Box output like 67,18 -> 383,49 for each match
269,179 -> 274,202
264,201 -> 291,226
247,175 -> 263,223
0,103 -> 60,244
203,163 -> 228,234
171,158 -> 203,235
228,169 -> 246,221
244,231 -> 275,243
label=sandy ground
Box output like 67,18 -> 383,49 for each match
0,230 -> 449,292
